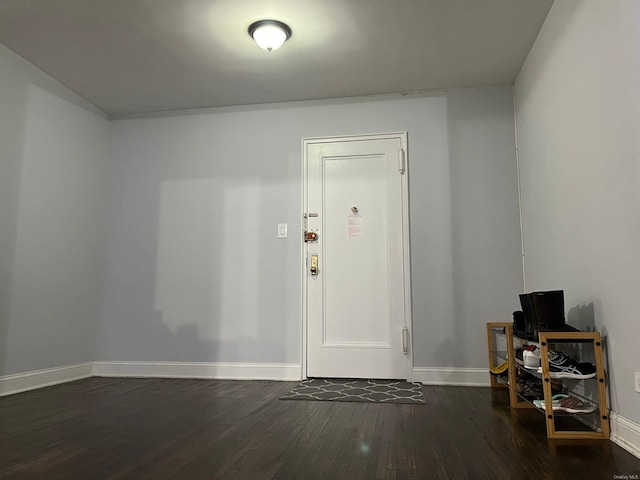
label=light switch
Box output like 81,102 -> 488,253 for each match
277,223 -> 288,238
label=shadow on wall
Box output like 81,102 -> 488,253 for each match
121,307 -> 273,364
130,309 -> 214,362
566,302 -> 596,332
153,177 -> 272,362
558,302 -> 597,363
103,172 -> 298,365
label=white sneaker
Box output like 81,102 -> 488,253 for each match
523,348 -> 541,369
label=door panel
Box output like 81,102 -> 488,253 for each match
304,134 -> 410,379
324,154 -> 390,347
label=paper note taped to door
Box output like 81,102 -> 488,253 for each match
348,214 -> 363,237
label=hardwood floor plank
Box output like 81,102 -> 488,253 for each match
0,378 -> 638,479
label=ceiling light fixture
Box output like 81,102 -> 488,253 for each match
248,20 -> 292,52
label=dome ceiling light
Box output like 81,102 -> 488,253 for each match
248,20 -> 292,52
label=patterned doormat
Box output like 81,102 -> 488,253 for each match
280,378 -> 425,404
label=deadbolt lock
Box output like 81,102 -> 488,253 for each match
304,231 -> 318,242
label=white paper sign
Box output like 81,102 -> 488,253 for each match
348,214 -> 363,237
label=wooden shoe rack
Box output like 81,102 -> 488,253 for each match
486,322 -> 610,439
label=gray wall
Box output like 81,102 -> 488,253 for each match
100,86 -> 523,368
0,45 -> 108,375
515,0 -> 640,422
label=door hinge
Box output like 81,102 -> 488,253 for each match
402,326 -> 409,355
398,148 -> 406,174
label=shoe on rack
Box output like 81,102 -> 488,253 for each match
548,350 -> 570,365
551,379 -> 565,395
516,378 -> 543,399
539,351 -> 597,379
523,348 -> 541,369
523,384 -> 543,399
548,351 -> 595,371
515,345 -> 538,365
556,396 -> 596,414
533,394 -> 569,409
514,347 -> 525,365
536,395 -> 596,414
576,362 -> 597,375
490,362 -> 508,376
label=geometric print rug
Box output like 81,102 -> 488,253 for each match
280,378 -> 425,404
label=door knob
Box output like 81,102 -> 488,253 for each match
310,255 -> 318,275
305,231 -> 318,242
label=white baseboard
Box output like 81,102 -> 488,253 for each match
412,367 -> 490,386
93,361 -> 302,381
0,362 -> 94,397
611,411 -> 640,459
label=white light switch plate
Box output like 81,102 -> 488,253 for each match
277,223 -> 287,239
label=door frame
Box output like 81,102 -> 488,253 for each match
300,132 -> 413,381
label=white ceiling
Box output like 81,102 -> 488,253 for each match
0,0 -> 553,116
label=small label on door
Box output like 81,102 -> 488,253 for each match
348,214 -> 363,238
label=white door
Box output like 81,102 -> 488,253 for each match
303,133 -> 411,379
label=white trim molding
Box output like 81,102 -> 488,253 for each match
412,367 -> 490,387
0,362 -> 93,397
610,411 -> 640,459
93,361 -> 302,381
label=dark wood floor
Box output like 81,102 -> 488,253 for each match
1,378 -> 639,479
